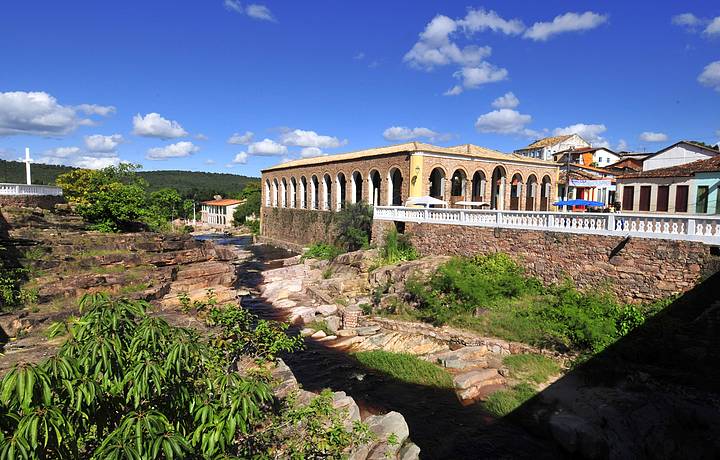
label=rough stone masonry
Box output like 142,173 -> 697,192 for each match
372,220 -> 720,303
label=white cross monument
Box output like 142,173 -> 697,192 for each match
23,147 -> 32,185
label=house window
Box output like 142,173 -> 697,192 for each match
639,186 -> 651,212
622,186 -> 634,211
657,185 -> 669,212
696,185 -> 709,214
675,185 -> 689,213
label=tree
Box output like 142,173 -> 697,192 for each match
334,202 -> 373,251
148,188 -> 184,222
233,183 -> 261,226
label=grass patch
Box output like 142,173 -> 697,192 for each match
306,320 -> 332,335
353,350 -> 452,389
118,282 -> 149,295
504,354 -> 560,384
483,383 -> 536,418
301,243 -> 343,261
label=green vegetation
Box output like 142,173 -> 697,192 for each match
0,293 -> 368,458
0,263 -> 36,312
483,353 -> 560,417
404,253 -> 660,354
334,202 -> 373,251
306,319 -> 332,335
377,228 -> 419,266
302,242 -> 343,261
232,183 -> 261,228
353,350 -> 453,389
0,159 -> 257,201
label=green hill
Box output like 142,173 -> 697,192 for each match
0,160 -> 258,201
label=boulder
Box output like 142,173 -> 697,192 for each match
398,442 -> 421,460
356,325 -> 381,336
325,315 -> 341,333
453,369 -> 504,390
364,411 -> 410,459
336,329 -> 358,337
311,330 -> 327,339
316,304 -> 338,316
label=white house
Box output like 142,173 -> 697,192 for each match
200,198 -> 243,227
553,147 -> 620,168
642,141 -> 719,171
514,134 -> 590,161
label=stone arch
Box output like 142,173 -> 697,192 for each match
525,174 -> 538,211
510,172 -> 523,211
490,166 -> 506,210
289,177 -> 297,208
387,166 -> 404,206
264,179 -> 271,207
272,178 -> 279,207
299,176 -> 307,209
310,175 -> 319,210
336,172 -> 347,210
368,169 -> 381,206
351,170 -> 363,204
280,178 -> 287,208
450,168 -> 469,204
429,166 -> 447,201
322,173 -> 332,211
540,175 -> 552,211
471,169 -> 487,202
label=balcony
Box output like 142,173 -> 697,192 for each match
373,206 -> 720,245
0,183 -> 63,197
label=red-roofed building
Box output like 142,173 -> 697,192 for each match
200,197 -> 244,227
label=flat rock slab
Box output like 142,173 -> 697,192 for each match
356,326 -> 381,336
453,369 -> 503,390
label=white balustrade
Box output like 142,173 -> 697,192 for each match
0,183 -> 63,196
373,206 -> 720,245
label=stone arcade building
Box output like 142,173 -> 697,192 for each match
259,142 -> 560,242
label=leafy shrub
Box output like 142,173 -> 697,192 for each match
378,228 -> 418,265
233,183 -> 261,226
302,242 -> 343,261
0,293 -> 361,458
334,202 -> 373,251
0,265 -> 34,312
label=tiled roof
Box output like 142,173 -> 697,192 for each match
516,135 -> 573,151
618,155 -> 720,179
201,199 -> 243,206
261,142 -> 557,172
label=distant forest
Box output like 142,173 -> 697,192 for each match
0,160 -> 258,201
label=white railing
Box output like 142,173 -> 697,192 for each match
0,183 -> 63,196
374,206 -> 720,245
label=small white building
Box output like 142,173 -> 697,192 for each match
200,198 -> 243,227
514,134 -> 590,161
553,147 -> 620,168
642,141 -> 719,171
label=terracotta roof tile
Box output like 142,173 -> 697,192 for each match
516,135 -> 573,151
201,199 -> 243,206
618,155 -> 720,179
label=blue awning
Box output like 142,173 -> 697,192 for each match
552,199 -> 605,207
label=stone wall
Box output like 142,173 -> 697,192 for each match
261,207 -> 337,247
0,195 -> 64,209
372,220 -> 720,302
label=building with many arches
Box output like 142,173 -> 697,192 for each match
259,142 -> 560,239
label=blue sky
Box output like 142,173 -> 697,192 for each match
1,0 -> 719,176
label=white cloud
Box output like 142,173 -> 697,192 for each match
616,139 -> 629,151
452,63 -> 508,89
146,141 -> 199,160
553,123 -> 609,147
672,13 -> 702,30
444,85 -> 464,96
231,152 -> 249,164
227,131 -> 254,145
42,146 -> 81,159
523,12 -> 608,41
0,91 -> 106,136
491,91 -> 520,109
698,61 -> 720,91
705,17 -> 720,36
84,134 -> 123,153
279,129 -> 346,149
354,52 -> 365,60
74,156 -> 120,169
457,8 -> 525,35
132,113 -> 188,139
204,158 -> 216,165
246,4 -> 275,21
475,109 -> 532,135
300,147 -> 324,158
639,131 -> 668,142
76,104 -> 116,117
195,133 -> 208,141
224,1 -> 275,21
382,126 -> 449,142
248,138 -> 287,156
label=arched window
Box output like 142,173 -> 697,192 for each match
387,168 -> 403,206
336,172 -> 347,210
264,179 -> 271,207
525,175 -> 538,211
429,168 -> 446,200
322,174 -> 331,211
471,171 -> 486,202
490,166 -> 506,210
300,177 -> 307,209
540,175 -> 552,211
369,170 -> 381,206
450,169 -> 468,205
510,173 -> 523,211
280,178 -> 287,208
310,175 -> 319,210
351,171 -> 363,204
290,178 -> 297,208
272,179 -> 279,207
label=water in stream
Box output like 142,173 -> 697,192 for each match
204,235 -> 563,459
